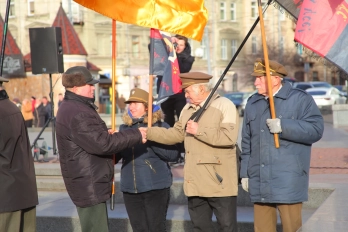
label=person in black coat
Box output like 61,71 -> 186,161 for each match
0,76 -> 38,232
158,35 -> 195,127
56,66 -> 147,232
117,88 -> 179,232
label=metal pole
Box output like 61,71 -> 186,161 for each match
193,0 -> 273,122
0,0 -> 11,76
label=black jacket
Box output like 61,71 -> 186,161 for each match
56,91 -> 142,207
118,111 -> 179,193
0,90 -> 38,213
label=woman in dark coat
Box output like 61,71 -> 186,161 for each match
118,88 -> 179,232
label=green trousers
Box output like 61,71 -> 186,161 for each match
0,206 -> 36,232
76,202 -> 109,232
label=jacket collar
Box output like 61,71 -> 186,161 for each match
0,90 -> 9,101
64,90 -> 98,111
188,92 -> 220,110
249,82 -> 292,104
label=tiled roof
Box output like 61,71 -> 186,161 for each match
52,4 -> 88,55
0,15 -> 22,56
87,61 -> 101,72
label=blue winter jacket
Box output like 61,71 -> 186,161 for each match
240,82 -> 324,203
118,112 -> 179,194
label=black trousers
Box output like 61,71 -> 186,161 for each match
188,196 -> 237,232
123,188 -> 170,232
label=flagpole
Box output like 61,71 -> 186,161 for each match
193,0 -> 272,121
110,19 -> 117,210
258,0 -> 279,148
148,28 -> 156,128
0,0 -> 11,76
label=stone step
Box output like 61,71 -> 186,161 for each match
36,175 -> 333,209
37,191 -> 316,232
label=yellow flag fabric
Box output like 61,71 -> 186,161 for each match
74,0 -> 208,41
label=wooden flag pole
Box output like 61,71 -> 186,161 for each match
258,0 -> 279,148
148,75 -> 153,128
110,19 -> 117,210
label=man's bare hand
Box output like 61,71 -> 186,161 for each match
108,129 -> 118,134
138,128 -> 147,143
186,120 -> 199,135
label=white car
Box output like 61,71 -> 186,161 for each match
306,87 -> 347,107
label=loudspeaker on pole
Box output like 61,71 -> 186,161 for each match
29,27 -> 64,74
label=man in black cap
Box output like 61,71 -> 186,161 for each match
56,66 -> 147,232
144,71 -> 240,232
240,58 -> 324,232
0,76 -> 38,232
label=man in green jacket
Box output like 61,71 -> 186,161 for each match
142,72 -> 239,232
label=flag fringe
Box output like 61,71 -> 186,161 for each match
272,2 -> 297,23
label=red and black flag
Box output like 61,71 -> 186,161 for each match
149,28 -> 181,104
295,0 -> 348,74
274,0 -> 304,19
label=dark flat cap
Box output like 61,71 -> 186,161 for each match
251,58 -> 288,77
179,72 -> 213,89
62,66 -> 99,88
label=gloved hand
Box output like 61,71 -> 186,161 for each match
241,178 -> 249,192
266,118 -> 282,133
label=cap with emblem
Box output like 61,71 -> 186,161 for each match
62,66 -> 99,88
125,88 -> 153,104
179,72 -> 213,89
251,58 -> 288,77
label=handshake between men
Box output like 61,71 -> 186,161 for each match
109,128 -> 147,144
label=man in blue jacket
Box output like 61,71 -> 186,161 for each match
240,58 -> 324,232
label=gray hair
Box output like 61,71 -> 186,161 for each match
191,83 -> 212,94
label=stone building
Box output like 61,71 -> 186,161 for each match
1,0 -> 346,107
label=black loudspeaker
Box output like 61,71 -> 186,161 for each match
29,27 -> 64,74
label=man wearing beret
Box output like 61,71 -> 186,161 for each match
0,77 -> 38,232
240,58 -> 324,232
56,66 -> 147,232
143,72 -> 239,232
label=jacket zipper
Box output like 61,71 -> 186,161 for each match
145,159 -> 156,174
132,147 -> 137,193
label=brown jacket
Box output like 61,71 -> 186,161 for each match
147,94 -> 239,197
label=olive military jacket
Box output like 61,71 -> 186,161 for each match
147,94 -> 239,197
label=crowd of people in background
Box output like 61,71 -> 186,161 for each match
10,94 -> 61,128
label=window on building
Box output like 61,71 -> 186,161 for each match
252,36 -> 257,54
132,36 -> 140,58
9,0 -> 15,17
220,2 -> 226,20
312,71 -> 319,81
28,0 -> 35,16
221,39 -> 227,60
71,2 -> 83,24
230,3 -> 236,21
231,39 -> 237,57
251,0 -> 267,19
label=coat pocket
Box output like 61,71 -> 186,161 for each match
196,153 -> 223,184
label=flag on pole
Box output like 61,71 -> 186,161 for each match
74,0 -> 208,41
149,29 -> 181,104
274,0 -> 304,19
295,0 -> 348,74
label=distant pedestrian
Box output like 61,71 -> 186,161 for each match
21,98 -> 34,128
31,96 -> 37,126
117,94 -> 126,113
0,76 -> 38,232
58,93 -> 64,108
240,58 -> 324,232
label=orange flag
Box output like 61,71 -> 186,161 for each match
74,0 -> 208,41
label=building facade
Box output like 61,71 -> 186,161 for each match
1,0 -> 346,101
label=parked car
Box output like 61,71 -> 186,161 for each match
282,77 -> 297,85
224,92 -> 252,116
306,87 -> 347,108
293,81 -> 332,90
239,90 -> 257,117
334,85 -> 348,98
